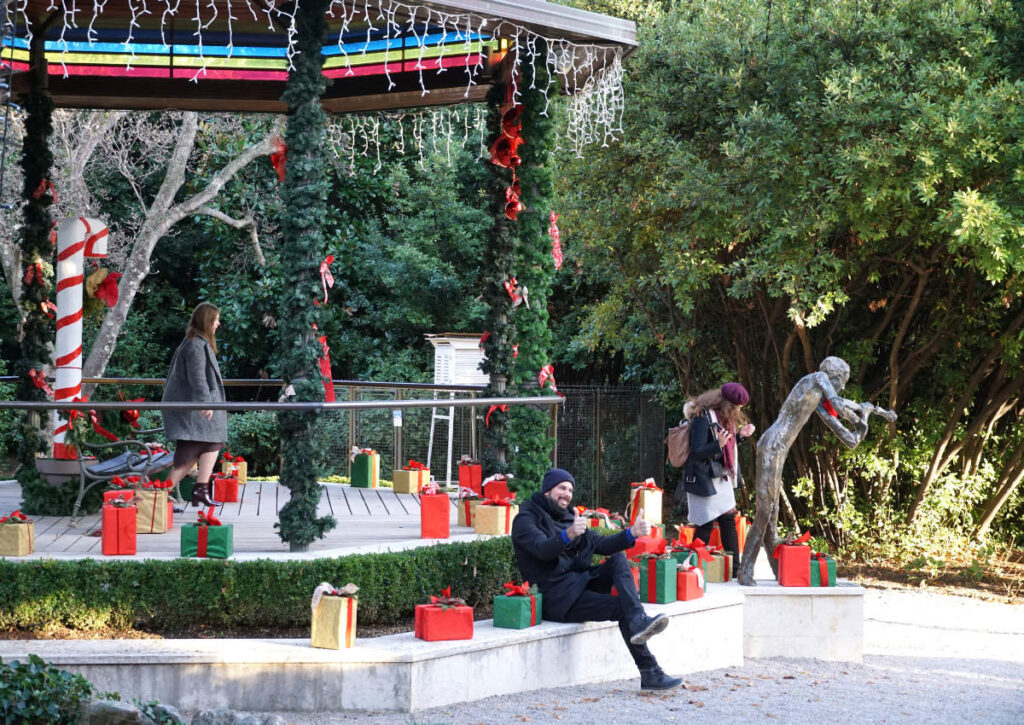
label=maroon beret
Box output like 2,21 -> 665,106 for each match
721,382 -> 750,406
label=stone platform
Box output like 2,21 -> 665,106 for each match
0,577 -> 864,713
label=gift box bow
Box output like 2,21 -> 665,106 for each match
429,586 -> 465,609
197,510 -> 223,527
458,454 -> 479,465
221,451 -> 246,463
772,531 -> 811,558
674,537 -> 714,564
0,510 -> 30,524
421,481 -> 441,495
311,581 -> 359,613
404,460 -> 428,471
502,581 -> 538,597
678,562 -> 706,589
481,494 -> 517,507
349,445 -> 377,461
458,487 -> 481,500
141,479 -> 174,489
110,475 -> 133,489
105,498 -> 136,509
630,478 -> 662,492
482,472 -> 513,485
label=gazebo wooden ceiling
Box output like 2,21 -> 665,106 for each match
5,0 -> 637,114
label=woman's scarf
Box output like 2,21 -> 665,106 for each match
710,410 -> 737,480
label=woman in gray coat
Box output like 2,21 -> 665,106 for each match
162,302 -> 227,507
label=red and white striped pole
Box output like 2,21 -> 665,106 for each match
52,217 -> 109,459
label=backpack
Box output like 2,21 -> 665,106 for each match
666,419 -> 692,467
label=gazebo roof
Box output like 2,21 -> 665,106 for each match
5,0 -> 636,114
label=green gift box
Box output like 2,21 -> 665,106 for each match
493,590 -> 543,629
670,548 -> 697,567
180,522 -> 233,559
809,553 -> 837,587
351,452 -> 380,488
638,555 -> 677,603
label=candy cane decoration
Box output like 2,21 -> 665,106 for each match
52,217 -> 109,459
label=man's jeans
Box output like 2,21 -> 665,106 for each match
560,552 -> 658,671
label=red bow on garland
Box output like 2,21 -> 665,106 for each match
549,212 -> 563,270
485,404 -> 507,427
315,254 -> 335,306
28,369 -> 53,396
118,393 -> 144,428
538,365 -> 559,394
40,300 -> 57,319
31,178 -> 57,203
270,136 -> 287,182
23,261 -> 46,287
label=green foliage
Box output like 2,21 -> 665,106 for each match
0,537 -> 516,631
20,472 -> 103,518
0,654 -> 95,724
226,411 -> 277,476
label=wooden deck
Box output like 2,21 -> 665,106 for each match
0,479 -> 475,561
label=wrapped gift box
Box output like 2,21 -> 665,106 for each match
473,501 -> 518,536
420,492 -> 450,539
493,585 -> 543,629
311,594 -> 357,649
457,497 -> 481,527
638,555 -> 677,603
0,513 -> 34,556
701,550 -> 733,583
625,535 -> 665,561
213,475 -> 240,503
414,603 -> 474,641
136,488 -> 171,534
458,462 -> 482,495
810,553 -> 837,587
708,524 -> 723,550
351,451 -> 380,488
676,524 -> 695,545
392,466 -> 429,494
180,517 -> 233,559
102,503 -> 137,556
774,533 -> 812,587
627,480 -> 663,525
482,477 -> 510,499
735,514 -> 749,553
676,565 -> 705,600
611,562 -> 640,596
221,457 -> 248,484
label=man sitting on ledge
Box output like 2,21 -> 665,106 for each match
511,468 -> 683,691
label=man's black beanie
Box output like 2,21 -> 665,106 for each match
542,468 -> 575,494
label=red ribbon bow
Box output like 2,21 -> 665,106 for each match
28,369 -> 53,396
549,211 -> 563,270
88,409 -> 119,442
429,586 -> 465,607
94,272 -> 121,307
485,404 -> 507,427
23,261 -> 45,287
0,510 -> 29,524
40,300 -> 57,318
31,178 -> 57,203
503,581 -> 531,597
197,509 -> 222,527
270,136 -> 287,182
537,364 -> 558,394
316,254 -> 335,306
630,479 -> 662,491
677,537 -> 714,565
478,331 -> 491,348
772,531 -> 812,559
405,460 -> 427,471
482,494 -> 516,507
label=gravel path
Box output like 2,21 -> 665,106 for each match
209,588 -> 1024,725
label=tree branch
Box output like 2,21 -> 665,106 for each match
194,206 -> 266,266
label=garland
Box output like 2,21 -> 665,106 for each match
15,82 -> 56,510
505,43 -> 558,496
478,80 -> 517,478
274,0 -> 337,550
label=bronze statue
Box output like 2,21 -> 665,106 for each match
738,356 -> 896,586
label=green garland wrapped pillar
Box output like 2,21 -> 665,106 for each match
274,0 -> 336,550
506,48 -> 558,496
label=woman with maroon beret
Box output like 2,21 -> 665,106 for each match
681,382 -> 755,576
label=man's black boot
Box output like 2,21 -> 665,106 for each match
628,612 -> 669,645
640,666 -> 683,691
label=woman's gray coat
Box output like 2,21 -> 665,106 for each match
161,336 -> 227,443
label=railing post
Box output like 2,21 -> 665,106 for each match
550,400 -> 558,468
394,389 -> 403,468
347,385 -> 356,478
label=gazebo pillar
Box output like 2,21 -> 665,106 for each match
274,0 -> 336,551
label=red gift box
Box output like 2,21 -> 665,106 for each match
611,563 -> 640,596
736,514 -> 748,553
676,524 -> 695,545
102,504 -> 136,555
458,463 -> 482,495
420,493 -> 450,539
214,475 -> 239,503
625,535 -> 666,561
773,532 -> 812,586
676,566 -> 705,601
708,524 -> 723,550
414,603 -> 474,641
482,477 -> 510,499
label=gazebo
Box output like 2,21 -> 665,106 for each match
6,0 -> 637,549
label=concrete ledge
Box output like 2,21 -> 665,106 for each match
723,579 -> 864,662
0,588 -> 744,712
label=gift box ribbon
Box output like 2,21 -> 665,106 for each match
429,586 -> 465,608
404,460 -> 427,471
0,510 -> 30,524
311,581 -> 359,613
503,581 -> 538,625
142,479 -> 173,489
675,537 -> 714,564
482,494 -> 516,533
812,552 -> 831,583
678,562 -> 706,589
772,530 -> 811,559
349,446 -> 377,461
627,478 -> 662,524
645,555 -> 671,601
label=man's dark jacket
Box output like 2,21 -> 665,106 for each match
511,491 -> 634,621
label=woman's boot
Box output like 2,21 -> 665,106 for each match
191,481 -> 219,507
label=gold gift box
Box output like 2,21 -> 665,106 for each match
457,498 -> 481,527
472,504 -> 519,536
0,521 -> 34,556
136,489 -> 171,534
311,595 -> 357,649
629,489 -> 662,525
392,469 -> 428,494
703,552 -> 733,583
222,460 -> 248,485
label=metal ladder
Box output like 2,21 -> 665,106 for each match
426,391 -> 455,486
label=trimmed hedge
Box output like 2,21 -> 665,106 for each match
0,538 -> 516,632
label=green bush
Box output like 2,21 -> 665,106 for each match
0,654 -> 95,724
225,410 -> 278,475
0,537 -> 516,632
